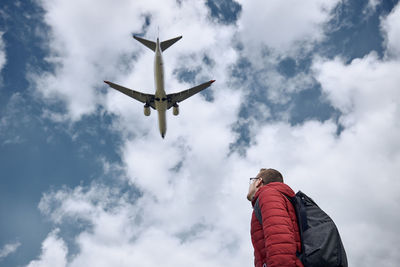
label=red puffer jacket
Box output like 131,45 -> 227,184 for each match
250,182 -> 303,267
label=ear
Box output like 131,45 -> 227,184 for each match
255,179 -> 263,188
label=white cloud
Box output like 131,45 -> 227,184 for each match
227,0 -> 340,112
0,93 -> 28,144
0,31 -> 6,75
362,0 -> 380,17
26,230 -> 67,267
368,0 -> 380,9
313,53 -> 400,128
382,2 -> 400,58
0,241 -> 21,261
237,0 -> 340,57
34,181 -> 252,267
309,45 -> 400,267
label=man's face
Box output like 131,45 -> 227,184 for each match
247,173 -> 263,201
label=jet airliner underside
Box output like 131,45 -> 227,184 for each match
104,35 -> 215,138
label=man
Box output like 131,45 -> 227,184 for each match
247,168 -> 303,267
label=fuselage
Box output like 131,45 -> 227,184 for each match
154,38 -> 167,138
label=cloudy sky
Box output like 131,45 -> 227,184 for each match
1,0 -> 400,266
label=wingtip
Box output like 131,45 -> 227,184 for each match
104,80 -> 110,85
210,80 -> 216,83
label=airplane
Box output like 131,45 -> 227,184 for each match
104,35 -> 215,138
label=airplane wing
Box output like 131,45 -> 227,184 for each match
104,81 -> 155,109
167,80 -> 215,109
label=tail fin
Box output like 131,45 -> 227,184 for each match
133,35 -> 182,52
133,35 -> 156,51
160,36 -> 182,52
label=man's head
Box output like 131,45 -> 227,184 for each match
246,168 -> 284,201
258,168 -> 283,184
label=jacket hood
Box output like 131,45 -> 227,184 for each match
251,182 -> 295,207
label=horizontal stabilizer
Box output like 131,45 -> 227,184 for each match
161,36 -> 182,52
133,35 -> 156,51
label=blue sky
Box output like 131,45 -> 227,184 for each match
1,0 -> 400,266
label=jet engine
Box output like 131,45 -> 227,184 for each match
173,104 -> 179,116
144,105 -> 151,116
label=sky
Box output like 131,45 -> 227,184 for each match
1,0 -> 400,266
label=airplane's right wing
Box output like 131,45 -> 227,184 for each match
104,81 -> 155,109
167,80 -> 215,109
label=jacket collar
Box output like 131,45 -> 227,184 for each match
251,182 -> 295,207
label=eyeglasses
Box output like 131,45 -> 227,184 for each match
249,177 -> 260,184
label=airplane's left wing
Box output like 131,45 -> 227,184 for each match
104,81 -> 155,109
167,80 -> 215,109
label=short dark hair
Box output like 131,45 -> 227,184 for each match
259,168 -> 283,184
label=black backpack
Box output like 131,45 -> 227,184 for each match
254,191 -> 348,267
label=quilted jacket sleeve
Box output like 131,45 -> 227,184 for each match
259,188 -> 298,267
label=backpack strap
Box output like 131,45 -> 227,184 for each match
285,193 -> 308,232
254,197 -> 263,225
284,193 -> 306,261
